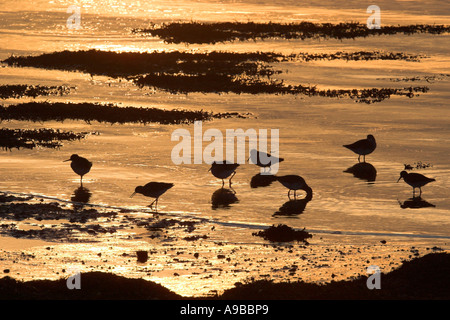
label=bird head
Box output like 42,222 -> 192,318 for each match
397,171 -> 408,182
64,154 -> 79,162
248,149 -> 257,163
130,186 -> 144,198
208,161 -> 219,171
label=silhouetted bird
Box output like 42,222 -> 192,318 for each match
249,149 -> 284,172
343,134 -> 376,162
130,182 -> 174,211
276,175 -> 313,199
64,154 -> 92,185
397,171 -> 435,197
208,162 -> 239,186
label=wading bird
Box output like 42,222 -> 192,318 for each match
130,182 -> 174,211
343,134 -> 377,162
64,154 -> 92,185
397,171 -> 435,197
249,149 -> 284,172
276,175 -> 313,200
208,161 -> 239,187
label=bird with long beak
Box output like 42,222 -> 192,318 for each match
130,182 -> 174,211
397,170 -> 435,197
64,154 -> 92,185
276,175 -> 313,200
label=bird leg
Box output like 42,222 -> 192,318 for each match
148,198 -> 159,212
358,155 -> 361,163
229,171 -> 236,186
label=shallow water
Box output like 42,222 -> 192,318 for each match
0,0 -> 449,297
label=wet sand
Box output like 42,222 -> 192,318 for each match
1,192 -> 449,298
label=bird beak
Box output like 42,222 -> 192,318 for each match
397,176 -> 402,183
63,159 -> 71,162
130,192 -> 136,198
208,168 -> 211,172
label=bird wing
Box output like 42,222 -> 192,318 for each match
343,139 -> 366,149
409,173 -> 435,182
224,163 -> 239,170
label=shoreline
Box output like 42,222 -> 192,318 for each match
1,252 -> 449,299
1,191 -> 449,299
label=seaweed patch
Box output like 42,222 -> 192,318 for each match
0,102 -> 248,125
0,85 -> 74,99
133,21 -> 450,44
252,224 -> 312,243
0,128 -> 91,151
2,50 -> 430,103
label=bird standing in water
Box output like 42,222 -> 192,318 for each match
130,182 -> 174,211
208,162 -> 240,187
276,175 -> 313,200
249,149 -> 284,173
397,171 -> 435,197
343,134 -> 377,162
64,154 -> 92,186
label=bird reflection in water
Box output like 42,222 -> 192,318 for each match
211,187 -> 238,209
343,162 -> 377,182
250,173 -> 277,188
273,192 -> 312,217
71,186 -> 92,210
398,197 -> 436,209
